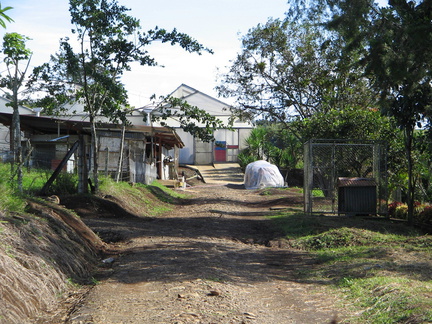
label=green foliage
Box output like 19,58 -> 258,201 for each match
1,32 -> 33,192
297,227 -> 401,250
98,176 -> 175,216
98,175 -> 131,194
0,4 -> 14,28
149,180 -> 187,200
31,0 -> 211,121
297,107 -> 397,142
237,150 -> 256,171
21,170 -> 48,194
217,13 -> 376,136
270,210 -> 432,322
340,276 -> 432,323
412,130 -> 432,202
389,201 -> 432,225
325,0 -> 432,224
30,0 -> 212,192
153,96 -> 230,142
0,164 -> 25,213
19,168 -> 78,195
270,212 -> 320,238
238,125 -> 302,171
45,172 -> 78,195
2,33 -> 32,66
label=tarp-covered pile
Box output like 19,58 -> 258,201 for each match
244,160 -> 285,190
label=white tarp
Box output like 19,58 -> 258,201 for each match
244,160 -> 285,190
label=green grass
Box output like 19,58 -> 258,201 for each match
339,276 -> 432,323
270,211 -> 432,323
149,180 -> 188,201
0,164 -> 26,213
312,189 -> 325,197
270,212 -> 325,238
99,176 -> 178,216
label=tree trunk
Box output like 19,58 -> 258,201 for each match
116,125 -> 126,182
405,126 -> 415,225
11,79 -> 22,192
90,116 -> 99,193
77,134 -> 89,194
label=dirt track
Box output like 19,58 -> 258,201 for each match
65,184 -> 348,324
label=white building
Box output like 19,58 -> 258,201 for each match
0,96 -> 36,153
146,84 -> 253,165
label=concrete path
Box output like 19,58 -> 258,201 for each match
187,163 -> 244,185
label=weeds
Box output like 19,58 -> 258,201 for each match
150,180 -> 187,199
98,176 -> 175,216
271,211 -> 432,323
339,276 -> 432,323
0,164 -> 26,213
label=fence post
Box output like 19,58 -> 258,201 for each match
104,147 -> 109,176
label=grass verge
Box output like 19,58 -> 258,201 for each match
270,212 -> 432,323
98,176 -> 187,216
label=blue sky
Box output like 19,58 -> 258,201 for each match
1,0 -> 289,107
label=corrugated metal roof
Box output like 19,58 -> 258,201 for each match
337,177 -> 376,187
0,112 -> 184,149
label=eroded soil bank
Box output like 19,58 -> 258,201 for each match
60,184 -> 349,324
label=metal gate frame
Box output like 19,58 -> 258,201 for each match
304,139 -> 388,215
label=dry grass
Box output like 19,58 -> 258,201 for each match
0,201 -> 102,323
270,211 -> 432,323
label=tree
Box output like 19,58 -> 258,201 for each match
297,106 -> 397,142
324,0 -> 432,223
297,106 -> 405,179
236,124 -> 302,173
31,0 -> 212,192
0,3 -> 13,28
216,14 -> 377,138
1,32 -> 32,192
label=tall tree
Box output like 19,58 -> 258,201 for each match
1,32 -> 32,192
31,0 -> 212,192
325,0 -> 432,224
216,14 -> 377,138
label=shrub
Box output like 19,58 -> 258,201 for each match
417,205 -> 432,225
48,172 -> 78,195
394,204 -> 408,220
388,201 -> 432,225
388,201 -> 403,218
237,150 -> 256,171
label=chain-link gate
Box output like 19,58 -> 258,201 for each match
304,139 -> 388,215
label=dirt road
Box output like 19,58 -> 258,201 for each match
65,184 -> 347,324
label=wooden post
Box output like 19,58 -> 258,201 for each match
104,147 -> 109,176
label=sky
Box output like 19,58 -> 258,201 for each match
1,0 -> 289,108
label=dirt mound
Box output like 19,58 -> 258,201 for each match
0,199 -> 105,324
60,195 -> 138,219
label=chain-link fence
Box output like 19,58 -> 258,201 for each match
304,139 -> 388,215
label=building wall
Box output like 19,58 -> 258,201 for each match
171,127 -> 253,165
0,126 -> 10,153
0,97 -> 36,155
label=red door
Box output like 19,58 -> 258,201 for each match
214,141 -> 226,162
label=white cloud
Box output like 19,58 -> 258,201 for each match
1,0 -> 288,106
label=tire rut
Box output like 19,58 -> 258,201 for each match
66,185 -> 347,324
